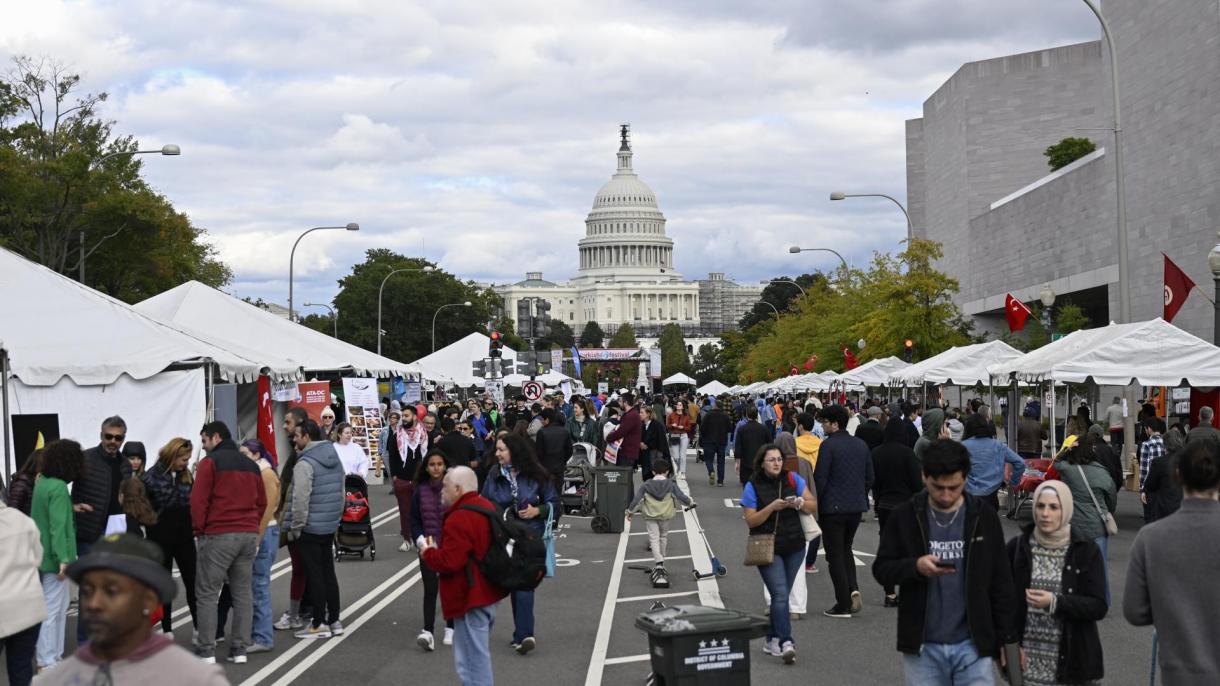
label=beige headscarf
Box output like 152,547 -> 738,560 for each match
1032,480 -> 1073,548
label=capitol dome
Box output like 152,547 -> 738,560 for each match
576,125 -> 679,283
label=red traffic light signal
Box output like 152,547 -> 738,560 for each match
489,331 -> 503,358
904,339 -> 913,348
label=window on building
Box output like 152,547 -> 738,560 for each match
569,313 -> 574,321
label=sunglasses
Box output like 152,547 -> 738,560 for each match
103,433 -> 126,442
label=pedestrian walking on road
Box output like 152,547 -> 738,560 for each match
390,409 -> 429,553
665,399 -> 694,477
191,422 -> 266,664
873,438 -> 1019,685
640,407 -> 669,479
411,448 -> 456,651
766,432 -> 814,618
333,423 -> 370,477
733,407 -> 770,485
871,418 -> 922,608
1007,481 -> 1107,686
283,420 -> 345,642
813,404 -> 873,618
793,413 -> 823,573
535,408 -> 574,492
143,438 -> 198,634
239,439 -> 281,654
1049,432 -> 1118,606
273,407 -> 311,633
481,434 -> 559,655
419,466 -> 506,686
0,488 -> 46,686
962,413 -> 1025,513
1124,439 -> 1220,685
740,444 -> 816,665
605,393 -> 643,472
30,440 -> 83,673
700,398 -> 733,487
627,457 -> 693,587
565,401 -> 599,446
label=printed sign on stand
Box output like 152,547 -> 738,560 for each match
341,377 -> 384,484
485,379 -> 505,406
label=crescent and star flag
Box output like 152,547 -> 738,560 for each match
842,346 -> 859,370
1163,253 -> 1196,323
257,375 -> 278,465
1005,293 -> 1033,332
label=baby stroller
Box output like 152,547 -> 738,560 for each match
1007,457 -> 1051,522
562,442 -> 598,516
335,474 -> 376,562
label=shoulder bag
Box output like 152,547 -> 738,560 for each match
790,472 -> 821,541
744,478 -> 780,566
1076,465 -> 1119,536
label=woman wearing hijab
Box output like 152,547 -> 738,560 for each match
1007,481 -> 1106,685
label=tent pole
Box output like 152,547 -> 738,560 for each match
1,348 -> 11,488
1049,381 -> 1056,455
206,364 -> 216,423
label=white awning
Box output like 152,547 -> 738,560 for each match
662,373 -> 697,386
889,340 -> 1022,387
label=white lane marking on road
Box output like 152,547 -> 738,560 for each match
681,481 -> 724,609
616,590 -> 699,604
603,654 -> 651,665
270,572 -> 424,685
583,519 -> 631,686
239,559 -> 420,686
623,554 -> 692,564
630,529 -> 685,536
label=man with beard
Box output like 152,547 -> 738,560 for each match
390,408 -> 430,552
36,534 -> 227,685
71,416 -> 130,646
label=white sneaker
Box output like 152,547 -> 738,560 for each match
443,628 -> 454,646
274,612 -> 303,631
417,630 -> 435,651
781,641 -> 796,665
762,638 -> 781,656
329,621 -> 345,636
398,540 -> 411,553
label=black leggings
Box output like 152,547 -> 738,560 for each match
149,515 -> 198,632
419,558 -> 454,633
877,508 -> 895,595
298,532 -> 340,627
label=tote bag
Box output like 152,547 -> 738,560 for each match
543,507 -> 556,577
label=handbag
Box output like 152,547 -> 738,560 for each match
1076,465 -> 1119,536
543,507 -> 556,578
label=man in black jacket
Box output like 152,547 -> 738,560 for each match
435,416 -> 477,469
872,439 -> 1019,683
73,415 -> 131,644
699,398 -> 734,487
640,407 -> 668,479
854,406 -> 885,452
535,408 -> 573,488
733,407 -> 770,484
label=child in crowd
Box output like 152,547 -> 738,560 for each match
627,457 -> 693,587
117,477 -> 158,537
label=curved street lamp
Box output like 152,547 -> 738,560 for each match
768,279 -> 806,298
288,223 -> 359,321
787,245 -> 849,273
432,301 -> 473,353
829,191 -> 913,241
758,301 -> 781,319
302,302 -> 337,338
378,266 -> 436,355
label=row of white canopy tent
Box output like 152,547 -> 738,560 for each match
409,333 -> 578,389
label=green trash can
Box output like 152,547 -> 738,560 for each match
591,465 -> 635,533
635,604 -> 768,685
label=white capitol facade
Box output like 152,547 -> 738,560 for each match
495,127 -> 763,341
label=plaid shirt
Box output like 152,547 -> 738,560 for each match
1138,434 -> 1165,491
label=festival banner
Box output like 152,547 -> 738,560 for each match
551,348 -> 563,373
341,377 -> 384,483
649,348 -> 662,378
288,381 -> 331,423
577,348 -> 642,361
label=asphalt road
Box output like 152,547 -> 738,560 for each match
26,452 -> 1158,686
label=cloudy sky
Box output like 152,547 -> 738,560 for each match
2,1 -> 1101,308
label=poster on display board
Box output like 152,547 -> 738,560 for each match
403,380 -> 422,404
341,377 -> 384,483
289,381 -> 332,423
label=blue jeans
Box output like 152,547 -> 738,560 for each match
902,639 -> 994,685
252,525 -> 279,647
703,443 -> 726,483
509,590 -> 535,643
454,604 -> 496,686
37,572 -> 70,668
1094,534 -> 1110,607
757,547 -> 804,644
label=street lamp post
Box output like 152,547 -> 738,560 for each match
377,266 -> 436,356
829,191 -> 913,241
787,246 -> 849,273
1208,233 -> 1220,345
1040,284 -> 1056,335
83,145 -> 181,282
768,279 -> 806,297
432,301 -> 473,353
288,223 -> 359,322
302,302 -> 338,338
759,301 -> 781,319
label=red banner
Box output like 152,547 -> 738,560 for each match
1163,253 -> 1196,323
289,381 -> 332,423
256,376 -> 278,465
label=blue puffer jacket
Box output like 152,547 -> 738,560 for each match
285,440 -> 345,537
481,465 -> 560,534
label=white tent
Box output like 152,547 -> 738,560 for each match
797,371 -> 841,392
838,356 -> 911,388
739,381 -> 768,394
662,373 -> 697,386
137,281 -> 413,378
698,380 -> 731,396
1,250 -> 277,477
411,332 -> 519,387
889,340 -> 1023,387
503,370 -> 572,386
987,318 -> 1220,386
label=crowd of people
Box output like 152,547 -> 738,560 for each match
1,386 -> 1218,685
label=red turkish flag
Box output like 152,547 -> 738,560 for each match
1005,293 -> 1032,332
842,347 -> 859,370
257,375 -> 278,466
1164,253 -> 1196,323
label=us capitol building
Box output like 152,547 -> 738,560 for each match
494,126 -> 763,344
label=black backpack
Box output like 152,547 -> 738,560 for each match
460,504 -> 547,593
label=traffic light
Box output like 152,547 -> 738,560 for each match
516,351 -> 535,375
472,359 -> 487,377
499,359 -> 513,376
489,331 -> 503,358
533,300 -> 551,338
516,300 -> 532,337
903,338 -> 914,362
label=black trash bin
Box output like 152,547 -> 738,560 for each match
635,604 -> 768,685
591,465 -> 634,533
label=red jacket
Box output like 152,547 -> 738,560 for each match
190,440 -> 266,537
606,406 -> 643,462
420,491 -> 506,620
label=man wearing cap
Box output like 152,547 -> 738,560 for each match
35,533 -> 227,685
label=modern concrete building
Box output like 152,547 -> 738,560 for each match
495,126 -> 762,341
906,0 -> 1220,342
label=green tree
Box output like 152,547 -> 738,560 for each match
578,320 -> 605,348
608,323 -> 637,348
330,249 -> 497,362
691,343 -> 723,385
0,56 -> 231,301
1044,136 -> 1097,171
299,312 -> 336,337
1006,301 -> 1093,351
605,323 -> 639,387
738,273 -> 827,330
489,316 -> 527,352
657,323 -> 692,377
536,319 -> 575,351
